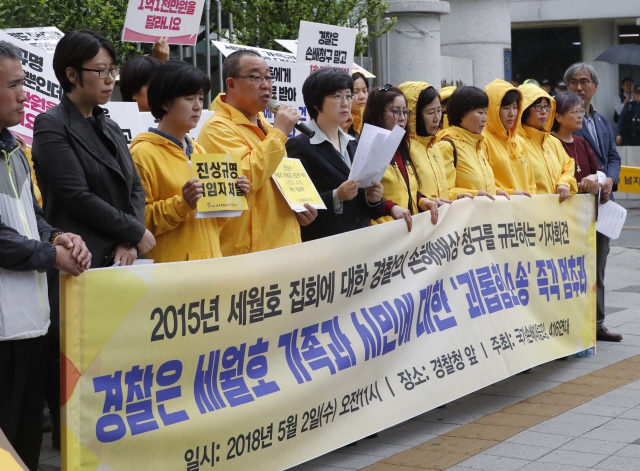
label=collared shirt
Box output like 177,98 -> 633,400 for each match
584,104 -> 600,152
306,120 -> 356,213
149,127 -> 194,158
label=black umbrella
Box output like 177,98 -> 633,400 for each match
595,44 -> 640,66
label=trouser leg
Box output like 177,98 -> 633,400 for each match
596,232 -> 610,329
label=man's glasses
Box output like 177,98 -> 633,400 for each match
79,67 -> 120,79
568,79 -> 595,88
232,74 -> 275,84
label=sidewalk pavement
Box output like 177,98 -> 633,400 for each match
38,243 -> 640,471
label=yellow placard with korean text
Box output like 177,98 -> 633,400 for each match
61,195 -> 596,471
191,153 -> 248,213
618,165 -> 640,194
272,157 -> 325,211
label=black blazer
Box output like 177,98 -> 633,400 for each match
32,94 -> 146,267
286,133 -> 383,242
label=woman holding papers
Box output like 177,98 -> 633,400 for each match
130,60 -> 249,262
362,85 -> 439,227
285,67 -> 387,241
550,92 -> 601,194
398,81 -> 450,204
434,86 -> 510,200
517,84 -> 577,201
32,30 -> 155,267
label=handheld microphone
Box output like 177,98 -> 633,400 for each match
266,99 -> 315,138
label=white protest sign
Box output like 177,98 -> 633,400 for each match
212,41 -> 296,63
122,0 -> 205,45
138,110 -> 214,141
101,102 -> 144,145
1,31 -> 61,146
277,38 -> 376,78
3,27 -> 64,53
296,21 -> 357,76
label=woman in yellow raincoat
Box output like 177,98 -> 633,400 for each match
398,81 -> 450,205
483,79 -> 536,196
517,84 -> 577,201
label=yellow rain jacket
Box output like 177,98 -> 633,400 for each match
483,80 -> 536,195
439,86 -> 456,129
435,126 -> 497,199
517,85 -> 577,195
130,132 -> 223,263
399,81 -> 449,200
372,160 -> 420,225
198,93 -> 301,255
352,106 -> 364,135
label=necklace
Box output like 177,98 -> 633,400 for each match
552,132 -> 581,173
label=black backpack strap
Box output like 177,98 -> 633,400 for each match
441,137 -> 457,168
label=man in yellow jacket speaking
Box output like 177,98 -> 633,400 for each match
198,50 -> 317,256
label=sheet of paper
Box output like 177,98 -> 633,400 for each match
597,200 -> 627,240
272,158 -> 326,212
349,124 -> 406,188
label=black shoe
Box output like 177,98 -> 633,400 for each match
42,414 -> 53,433
596,327 -> 622,342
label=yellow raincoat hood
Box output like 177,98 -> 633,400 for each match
398,81 -> 433,140
518,84 -> 556,134
485,79 -> 523,139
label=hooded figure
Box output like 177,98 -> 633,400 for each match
399,81 -> 449,200
130,132 -> 224,262
438,85 -> 457,131
517,84 -> 577,196
483,79 -> 536,195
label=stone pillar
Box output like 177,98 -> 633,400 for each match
383,1 -> 450,87
440,0 -> 511,88
580,19 -> 617,125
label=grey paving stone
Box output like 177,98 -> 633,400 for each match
373,428 -> 437,446
613,285 -> 640,293
291,464 -> 353,471
591,455 -> 640,470
506,430 -> 573,449
406,418 -> 459,435
454,453 -> 530,471
545,411 -> 612,427
559,437 -> 627,455
589,395 -> 640,409
570,403 -> 629,417
618,408 -> 640,420
606,306 -> 628,315
482,442 -> 553,460
537,449 -> 607,467
600,418 -> 640,432
528,420 -> 598,437
518,462 -> 589,471
482,378 -> 561,399
616,444 -> 640,458
581,427 -> 640,443
621,380 -> 640,390
336,440 -> 410,458
606,387 -> 640,399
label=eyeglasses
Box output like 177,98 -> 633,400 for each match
531,104 -> 551,113
568,79 -> 595,88
567,108 -> 586,116
330,93 -> 355,103
79,66 -> 120,79
387,108 -> 412,119
232,74 -> 275,84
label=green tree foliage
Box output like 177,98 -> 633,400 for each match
0,0 -> 137,59
219,0 -> 394,54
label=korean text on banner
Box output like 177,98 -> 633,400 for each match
192,153 -> 248,216
122,0 -> 205,45
1,31 -> 60,145
61,194 -> 596,471
272,158 -> 326,212
296,21 -> 357,76
618,165 -> 640,194
3,27 -> 64,53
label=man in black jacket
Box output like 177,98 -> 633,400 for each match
0,41 -> 90,470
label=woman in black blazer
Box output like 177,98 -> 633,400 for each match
32,30 -> 155,267
285,68 -> 385,242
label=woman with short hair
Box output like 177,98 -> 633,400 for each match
517,84 -> 577,201
551,91 -> 600,195
434,86 -> 510,200
130,60 -> 249,262
119,55 -> 162,112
